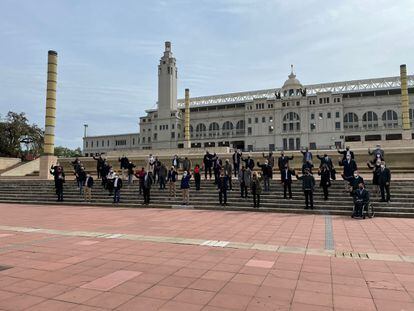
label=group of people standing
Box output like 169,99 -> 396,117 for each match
49,144 -> 391,219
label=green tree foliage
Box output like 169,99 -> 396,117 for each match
0,111 -> 44,158
54,146 -> 82,158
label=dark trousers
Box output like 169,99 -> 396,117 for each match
219,189 -> 227,204
159,178 -> 165,190
227,176 -> 232,190
56,186 -> 63,201
113,189 -> 120,203
214,169 -> 219,184
205,166 -> 212,179
304,190 -> 313,209
240,182 -> 248,198
353,201 -> 364,217
97,168 -> 101,179
263,176 -> 270,192
380,184 -> 390,201
252,191 -> 260,208
143,188 -> 150,204
283,182 -> 292,198
233,163 -> 239,177
322,186 -> 329,200
195,174 -> 201,190
139,182 -> 143,195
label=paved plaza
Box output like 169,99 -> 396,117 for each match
0,203 -> 413,310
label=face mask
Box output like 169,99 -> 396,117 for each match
183,172 -> 187,177
380,165 -> 385,168
346,156 -> 351,160
354,174 -> 358,177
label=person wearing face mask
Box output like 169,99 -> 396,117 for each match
147,154 -> 155,174
278,152 -> 294,182
367,159 -> 382,195
368,144 -> 385,162
337,146 -> 354,161
113,174 -> 123,204
167,166 -> 178,198
217,170 -> 229,206
257,160 -> 272,192
180,170 -> 192,205
281,164 -> 294,199
339,154 -> 358,191
142,170 -> 153,205
347,170 -> 364,198
106,167 -> 116,196
84,172 -> 94,202
241,154 -> 255,171
318,164 -> 331,200
353,182 -> 369,218
238,165 -> 251,198
296,168 -> 315,210
378,161 -> 391,202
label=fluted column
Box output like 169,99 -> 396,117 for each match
184,88 -> 191,148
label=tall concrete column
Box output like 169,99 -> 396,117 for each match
184,88 -> 191,148
39,50 -> 58,179
400,64 -> 412,140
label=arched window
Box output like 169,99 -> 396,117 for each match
344,112 -> 359,129
236,120 -> 245,134
222,121 -> 233,131
382,110 -> 398,128
282,112 -> 300,132
195,123 -> 206,138
409,108 -> 413,126
222,121 -> 233,136
209,122 -> 220,137
189,125 -> 194,138
362,111 -> 378,129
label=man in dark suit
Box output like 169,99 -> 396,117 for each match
296,168 -> 315,209
281,165 -> 294,199
203,151 -> 213,180
339,155 -> 358,180
301,147 -> 313,164
217,171 -> 229,206
353,182 -> 369,218
232,150 -> 242,177
92,154 -> 104,179
337,146 -> 354,161
278,152 -> 294,181
142,171 -> 153,205
316,154 -> 333,170
257,160 -> 272,191
378,161 -> 391,202
241,155 -> 255,171
113,174 -> 123,204
50,164 -> 65,202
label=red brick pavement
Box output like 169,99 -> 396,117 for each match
0,203 -> 412,310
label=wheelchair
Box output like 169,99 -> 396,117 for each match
352,199 -> 374,219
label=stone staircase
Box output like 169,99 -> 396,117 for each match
0,179 -> 413,217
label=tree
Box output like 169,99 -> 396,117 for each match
54,146 -> 82,158
0,111 -> 44,158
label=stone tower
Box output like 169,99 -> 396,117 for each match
157,41 -> 177,118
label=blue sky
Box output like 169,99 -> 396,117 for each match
1,0 -> 413,149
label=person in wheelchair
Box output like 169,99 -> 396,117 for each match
352,182 -> 370,218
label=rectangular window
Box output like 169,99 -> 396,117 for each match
85,141 -> 88,148
172,124 -> 175,129
171,132 -> 175,139
255,117 -> 258,123
311,113 -> 315,120
248,118 -> 252,124
133,138 -> 135,145
289,123 -> 294,131
327,98 -> 330,103
91,141 -> 93,148
327,112 -> 331,118
248,127 -> 252,135
143,137 -> 145,143
153,134 -> 157,140
283,124 -> 287,131
319,112 -> 323,119
335,122 -> 341,130
269,116 -> 273,122
319,98 -> 323,104
262,117 -> 266,123
148,137 -> 151,142
335,112 -> 340,118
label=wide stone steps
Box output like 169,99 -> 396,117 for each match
0,179 -> 412,218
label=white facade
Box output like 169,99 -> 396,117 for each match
83,43 -> 414,156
